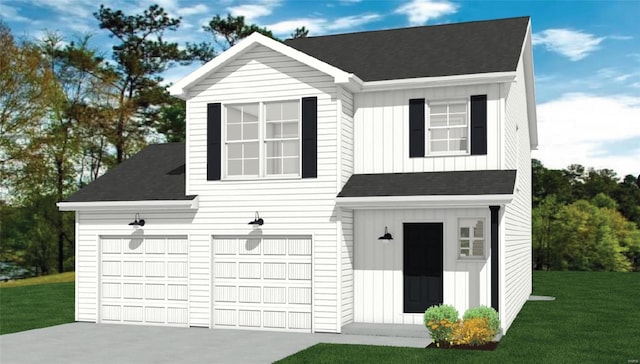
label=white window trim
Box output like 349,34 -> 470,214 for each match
425,98 -> 471,157
223,99 -> 302,180
457,217 -> 487,260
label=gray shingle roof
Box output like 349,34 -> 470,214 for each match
284,17 -> 529,82
64,143 -> 195,202
338,170 -> 516,197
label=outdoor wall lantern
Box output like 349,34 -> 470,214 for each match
128,213 -> 145,227
248,212 -> 264,226
378,226 -> 393,240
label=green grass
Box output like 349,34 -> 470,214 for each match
0,272 -> 75,288
276,271 -> 640,364
0,280 -> 74,335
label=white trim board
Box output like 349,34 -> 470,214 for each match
336,194 -> 513,209
57,197 -> 199,211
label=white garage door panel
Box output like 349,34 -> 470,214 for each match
99,237 -> 188,327
213,236 -> 312,332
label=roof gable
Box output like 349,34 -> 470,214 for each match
285,17 -> 530,82
169,32 -> 357,99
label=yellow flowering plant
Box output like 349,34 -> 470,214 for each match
423,304 -> 459,346
450,317 -> 496,346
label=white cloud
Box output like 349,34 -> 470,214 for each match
532,28 -> 605,61
177,4 -> 209,17
0,3 -> 31,22
227,1 -> 281,22
532,93 -> 640,177
266,13 -> 381,36
394,0 -> 457,26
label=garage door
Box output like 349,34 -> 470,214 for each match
213,236 -> 312,332
99,236 -> 189,326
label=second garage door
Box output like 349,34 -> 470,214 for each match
212,236 -> 312,332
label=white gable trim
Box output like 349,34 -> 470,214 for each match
57,197 -> 199,211
336,194 -> 513,209
169,32 -> 362,99
359,71 -> 516,93
518,19 -> 538,150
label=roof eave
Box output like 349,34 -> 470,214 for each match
57,196 -> 199,211
359,71 -> 517,93
336,194 -> 513,209
169,32 -> 355,98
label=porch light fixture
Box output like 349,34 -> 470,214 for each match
378,226 -> 393,240
248,212 -> 264,226
128,213 -> 145,227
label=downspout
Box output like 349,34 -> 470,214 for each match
490,205 -> 500,312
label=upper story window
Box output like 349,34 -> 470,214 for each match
225,100 -> 300,179
427,101 -> 468,155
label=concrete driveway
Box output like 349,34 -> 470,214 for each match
0,323 -> 428,364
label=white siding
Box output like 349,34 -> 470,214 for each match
352,208 -> 491,325
185,45 -> 340,332
501,48 -> 533,333
75,209 -> 197,323
353,84 -> 502,174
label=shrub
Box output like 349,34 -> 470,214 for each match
450,317 -> 496,346
463,306 -> 500,334
423,304 -> 459,346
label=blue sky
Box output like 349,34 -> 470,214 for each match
2,0 -> 639,178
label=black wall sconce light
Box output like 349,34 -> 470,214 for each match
378,226 -> 393,240
248,212 -> 264,226
128,213 -> 145,227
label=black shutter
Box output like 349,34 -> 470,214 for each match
207,103 -> 221,181
301,97 -> 317,178
471,95 -> 487,155
409,99 -> 425,158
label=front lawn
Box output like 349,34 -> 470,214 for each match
0,276 -> 75,335
277,271 -> 640,364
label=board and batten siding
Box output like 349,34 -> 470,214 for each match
74,209 -> 197,323
353,208 -> 491,325
501,51 -> 533,333
352,84 -> 502,174
184,44 -> 341,332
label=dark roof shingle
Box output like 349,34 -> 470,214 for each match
338,170 -> 516,198
285,17 -> 529,81
64,143 -> 195,202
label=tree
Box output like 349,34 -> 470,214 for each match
156,98 -> 186,142
94,4 -> 188,164
290,26 -> 309,39
203,14 -> 275,50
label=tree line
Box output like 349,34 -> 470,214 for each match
0,4 -> 307,275
532,160 -> 640,271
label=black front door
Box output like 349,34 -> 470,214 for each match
403,223 -> 443,313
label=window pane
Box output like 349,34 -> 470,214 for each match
243,104 -> 259,122
227,144 -> 242,159
474,220 -> 484,238
430,105 -> 447,114
243,122 -> 258,140
430,114 -> 447,127
244,159 -> 259,175
266,141 -> 282,158
227,124 -> 241,141
228,160 -> 242,176
266,122 -> 281,139
282,122 -> 298,138
450,139 -> 467,151
283,157 -> 299,174
472,240 -> 484,256
431,129 -> 448,140
449,114 -> 466,126
431,140 -> 448,152
449,103 -> 466,113
460,249 -> 469,257
266,158 -> 281,174
450,128 -> 467,138
460,240 -> 469,248
460,227 -> 470,238
227,106 -> 242,124
282,140 -> 299,157
244,142 -> 259,159
282,101 -> 299,120
265,103 -> 281,122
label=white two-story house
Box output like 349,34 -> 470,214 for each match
58,16 -> 537,335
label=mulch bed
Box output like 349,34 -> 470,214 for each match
426,341 -> 499,351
